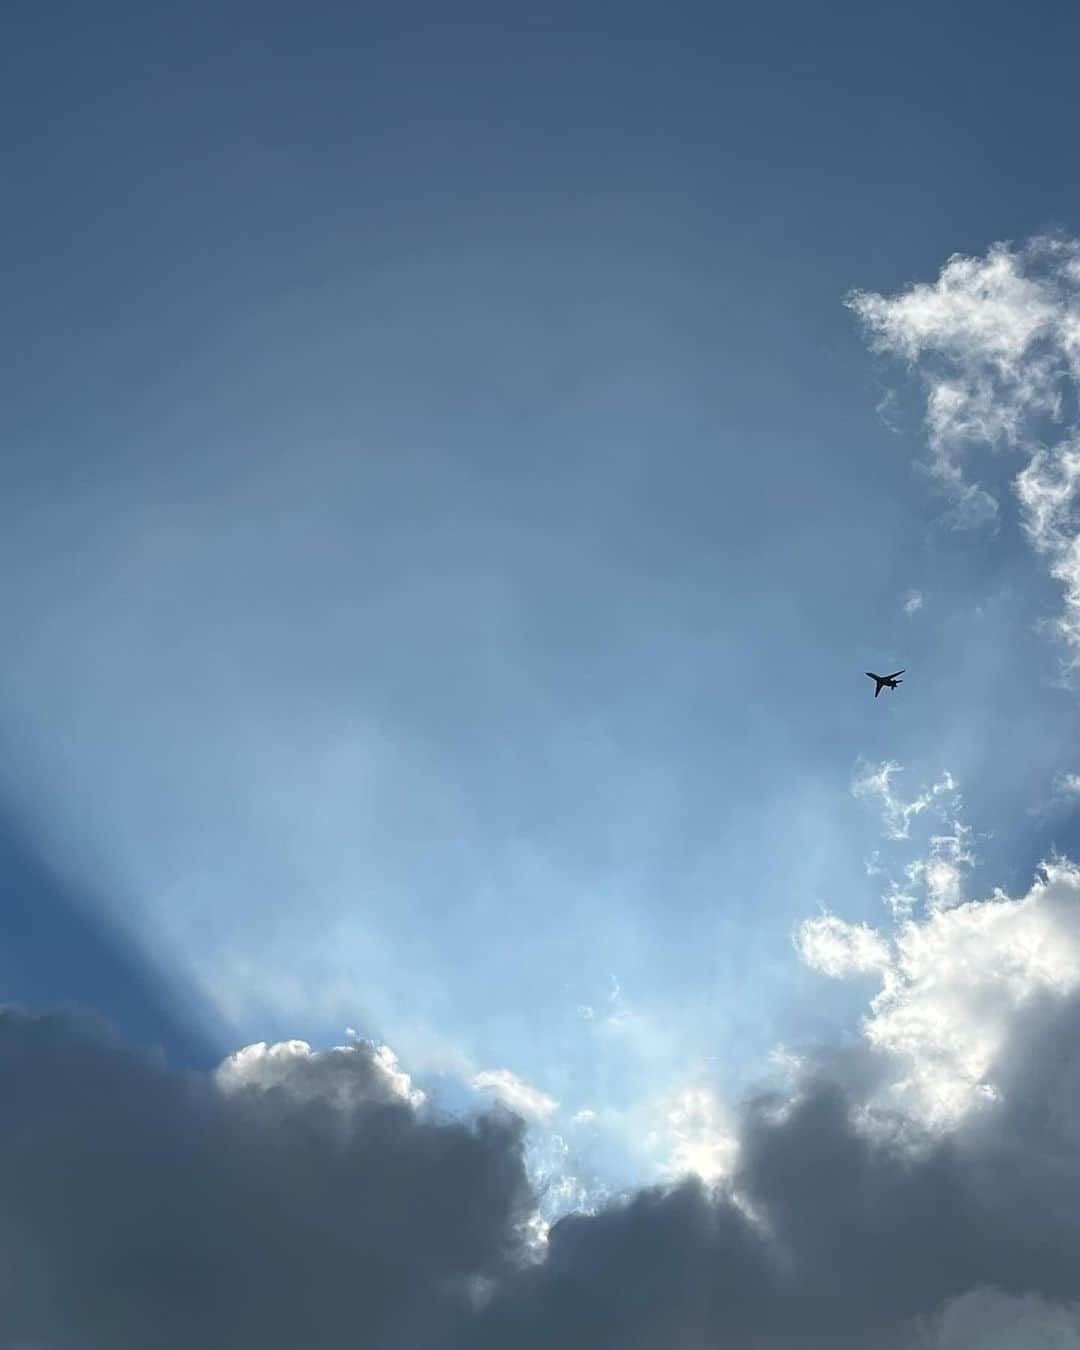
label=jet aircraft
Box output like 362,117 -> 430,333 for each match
866,669 -> 904,698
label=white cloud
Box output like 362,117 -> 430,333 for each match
1055,772 -> 1080,802
797,912 -> 892,978
848,242 -> 1062,487
903,589 -> 925,615
852,759 -> 958,841
215,1036 -> 426,1108
1016,438 -> 1080,677
850,235 -> 1080,676
891,821 -> 976,917
472,1068 -> 558,1121
799,856 -> 1080,1130
851,761 -> 976,917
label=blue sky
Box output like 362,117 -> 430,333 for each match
5,0 -> 1080,1199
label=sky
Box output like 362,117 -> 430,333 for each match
6,0 -> 1080,1344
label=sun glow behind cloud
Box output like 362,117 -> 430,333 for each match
9,220 -> 1080,1343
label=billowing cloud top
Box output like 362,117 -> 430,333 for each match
472,1067 -> 559,1120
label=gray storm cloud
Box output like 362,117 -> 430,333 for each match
8,926 -> 1080,1350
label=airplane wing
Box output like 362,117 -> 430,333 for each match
886,670 -> 905,679
874,683 -> 881,697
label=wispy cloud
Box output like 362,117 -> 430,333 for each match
852,760 -> 975,916
903,589 -> 924,616
1016,438 -> 1080,676
886,819 -> 976,917
851,759 -> 958,841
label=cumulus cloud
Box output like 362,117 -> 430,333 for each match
0,1012 -> 533,1349
809,769 -> 1080,1131
849,235 -> 1080,675
216,1035 -> 426,1108
797,852 -> 1080,1133
473,1068 -> 558,1121
797,911 -> 893,978
13,862 -> 1080,1350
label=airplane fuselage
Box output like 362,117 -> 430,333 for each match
866,670 -> 905,697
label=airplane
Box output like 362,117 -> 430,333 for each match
866,669 -> 904,698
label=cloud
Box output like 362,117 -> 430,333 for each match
882,822 -> 977,920
849,235 -> 1080,676
1055,772 -> 1080,803
1016,438 -> 1080,674
473,1068 -> 559,1121
851,761 -> 977,922
657,1086 -> 738,1184
0,1012 -> 533,1348
216,1035 -> 426,1109
916,1289 -> 1080,1350
798,854 -> 1080,1131
904,589 -> 925,615
13,856 -> 1080,1350
797,911 -> 893,977
469,914 -> 1080,1345
852,759 -> 959,841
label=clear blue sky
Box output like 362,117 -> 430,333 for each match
4,0 -> 1080,1193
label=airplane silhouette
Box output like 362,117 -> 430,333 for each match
866,669 -> 904,698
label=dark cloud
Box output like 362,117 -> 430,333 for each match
0,1011 -> 532,1349
7,996 -> 1080,1348
466,1004 -> 1080,1350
